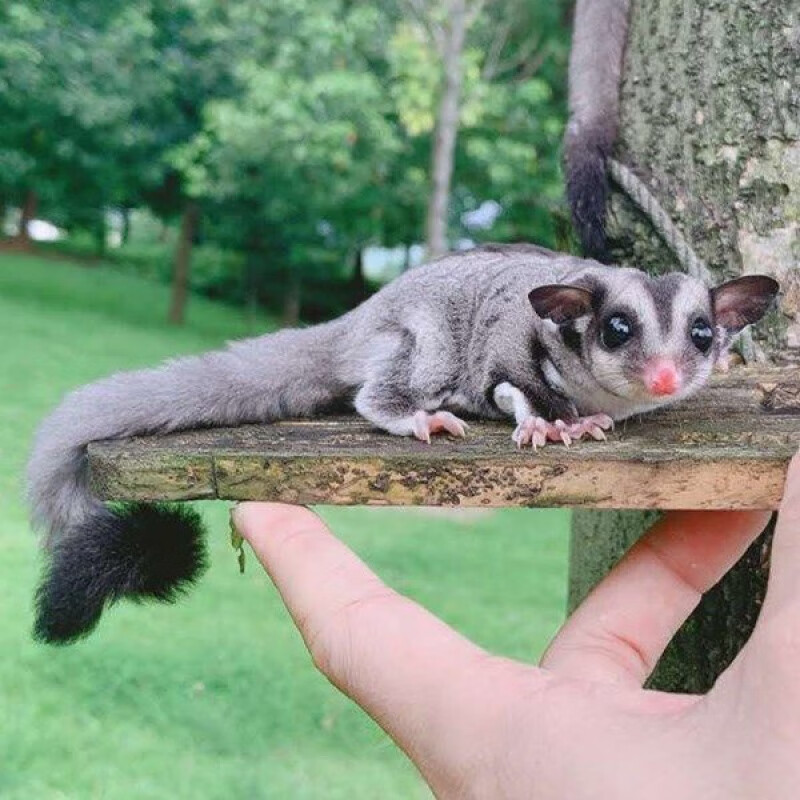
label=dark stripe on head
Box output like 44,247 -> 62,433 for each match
574,275 -> 607,313
646,274 -> 684,335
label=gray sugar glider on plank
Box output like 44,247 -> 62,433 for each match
28,243 -> 778,644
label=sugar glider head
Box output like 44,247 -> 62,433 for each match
528,269 -> 779,406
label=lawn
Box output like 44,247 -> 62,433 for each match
0,252 -> 570,799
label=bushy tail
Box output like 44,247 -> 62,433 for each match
564,0 -> 631,260
28,322 -> 347,644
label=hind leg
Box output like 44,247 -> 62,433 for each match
355,382 -> 468,443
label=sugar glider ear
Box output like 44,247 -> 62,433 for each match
710,275 -> 780,333
528,284 -> 594,324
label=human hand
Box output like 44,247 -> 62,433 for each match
232,452 -> 800,799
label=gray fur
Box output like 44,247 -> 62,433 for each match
564,0 -> 631,257
28,243 -> 778,555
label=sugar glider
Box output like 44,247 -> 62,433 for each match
564,0 -> 631,258
27,244 -> 778,644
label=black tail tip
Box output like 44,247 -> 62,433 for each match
566,152 -> 610,261
34,503 -> 208,645
564,124 -> 614,261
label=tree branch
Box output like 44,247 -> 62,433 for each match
401,0 -> 445,54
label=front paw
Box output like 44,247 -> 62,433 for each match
512,414 -> 613,449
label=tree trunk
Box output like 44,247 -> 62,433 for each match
93,212 -> 107,256
282,271 -> 302,327
403,245 -> 413,272
120,208 -> 131,246
425,0 -> 468,260
15,189 -> 37,245
168,202 -> 200,325
350,248 -> 369,304
571,0 -> 798,694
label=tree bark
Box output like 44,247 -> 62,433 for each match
425,0 -> 468,259
570,0 -> 798,694
168,202 -> 200,325
15,189 -> 37,245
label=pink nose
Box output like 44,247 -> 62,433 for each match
644,360 -> 680,396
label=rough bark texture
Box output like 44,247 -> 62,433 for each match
425,0 -> 468,259
571,0 -> 798,693
168,202 -> 199,325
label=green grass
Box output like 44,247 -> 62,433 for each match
0,252 -> 570,799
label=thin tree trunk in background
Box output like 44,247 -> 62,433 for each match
15,189 -> 37,245
425,0 -> 468,259
168,202 -> 200,325
350,248 -> 369,304
121,208 -> 131,246
282,271 -> 302,327
571,0 -> 798,694
0,197 -> 7,238
93,212 -> 107,256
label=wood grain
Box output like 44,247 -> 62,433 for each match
88,368 -> 800,511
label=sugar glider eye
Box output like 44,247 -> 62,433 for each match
690,318 -> 714,354
600,314 -> 633,349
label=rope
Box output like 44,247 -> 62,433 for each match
608,159 -> 712,284
608,158 -> 759,361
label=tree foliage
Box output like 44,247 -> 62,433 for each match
0,0 -> 571,318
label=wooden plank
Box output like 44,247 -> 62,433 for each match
88,368 -> 800,511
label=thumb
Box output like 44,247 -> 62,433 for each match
753,450 -> 800,623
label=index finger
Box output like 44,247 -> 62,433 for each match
233,503 -> 530,767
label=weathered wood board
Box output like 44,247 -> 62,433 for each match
88,368 -> 800,511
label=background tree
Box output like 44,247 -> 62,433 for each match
0,3 -> 165,247
177,0 -> 403,322
391,0 -> 569,255
0,0 -> 573,320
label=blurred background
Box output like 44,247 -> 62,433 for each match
1,1 -> 573,797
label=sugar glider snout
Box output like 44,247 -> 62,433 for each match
643,358 -> 681,397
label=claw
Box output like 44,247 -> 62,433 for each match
554,420 -> 572,447
413,410 -> 469,442
430,411 -> 468,438
511,413 -> 614,450
587,425 -> 607,441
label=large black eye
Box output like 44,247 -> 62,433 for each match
601,314 -> 633,349
691,318 -> 714,354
